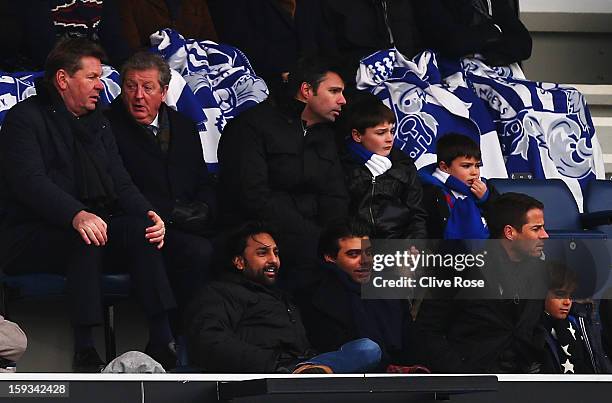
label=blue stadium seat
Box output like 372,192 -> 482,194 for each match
488,178 -> 606,239
0,273 -> 130,363
584,179 -> 612,237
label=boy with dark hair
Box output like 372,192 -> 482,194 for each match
542,264 -> 612,373
420,133 -> 497,239
341,95 -> 427,239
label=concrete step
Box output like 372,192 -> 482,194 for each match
572,85 -> 612,118
593,117 -> 612,174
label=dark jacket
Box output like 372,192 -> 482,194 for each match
105,99 -> 216,228
186,271 -> 313,373
317,0 -> 420,84
543,302 -> 612,374
413,0 -> 532,65
422,180 -> 498,240
208,0 -> 322,92
296,264 -> 415,367
218,99 -> 348,274
119,0 -> 217,52
416,247 -> 548,373
0,82 -> 153,264
21,0 -> 129,69
341,147 -> 427,239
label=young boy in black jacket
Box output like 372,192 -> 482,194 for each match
341,96 -> 427,239
419,133 -> 497,239
542,263 -> 612,374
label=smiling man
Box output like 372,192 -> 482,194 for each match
218,55 -> 350,290
0,39 -> 176,372
187,221 -> 382,373
105,52 -> 216,339
295,219 -> 417,370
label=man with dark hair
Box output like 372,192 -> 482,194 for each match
105,51 -> 215,328
186,221 -> 381,373
218,55 -> 349,289
416,192 -> 550,373
0,38 -> 176,371
296,219 -> 418,370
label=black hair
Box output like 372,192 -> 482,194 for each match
436,133 -> 482,166
345,95 -> 396,135
286,54 -> 344,98
486,192 -> 545,238
547,262 -> 578,293
224,221 -> 278,268
44,37 -> 107,84
318,219 -> 371,259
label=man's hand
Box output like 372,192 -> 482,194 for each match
145,210 -> 165,249
470,178 -> 488,200
72,210 -> 108,246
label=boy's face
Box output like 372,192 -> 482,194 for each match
440,156 -> 481,186
352,121 -> 394,157
545,289 -> 573,320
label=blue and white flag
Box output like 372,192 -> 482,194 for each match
458,58 -> 604,210
357,49 -> 508,179
0,66 -> 121,128
150,29 -> 269,171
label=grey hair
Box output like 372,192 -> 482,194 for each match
121,51 -> 171,88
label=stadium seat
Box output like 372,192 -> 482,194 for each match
584,179 -> 612,237
488,178 -> 606,239
0,273 -> 130,363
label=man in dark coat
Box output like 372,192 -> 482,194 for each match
105,52 -> 215,320
186,221 -> 381,373
412,0 -> 532,66
416,192 -> 549,373
0,39 -> 177,371
296,220 -> 417,370
217,55 -> 349,289
119,0 -> 218,53
207,0 -> 323,96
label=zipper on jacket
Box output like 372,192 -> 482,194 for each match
578,316 -> 599,373
369,176 -> 376,230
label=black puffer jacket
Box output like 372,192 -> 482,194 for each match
186,271 -> 314,373
341,148 -> 427,239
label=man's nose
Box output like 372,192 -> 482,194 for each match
540,228 -> 549,239
134,86 -> 145,98
338,93 -> 346,105
94,78 -> 104,91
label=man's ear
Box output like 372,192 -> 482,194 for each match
232,256 -> 245,271
299,82 -> 311,100
161,85 -> 169,102
351,129 -> 362,143
323,254 -> 336,264
503,224 -> 516,241
55,69 -> 69,91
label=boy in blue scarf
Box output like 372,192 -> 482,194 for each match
341,96 -> 427,239
420,133 -> 498,239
